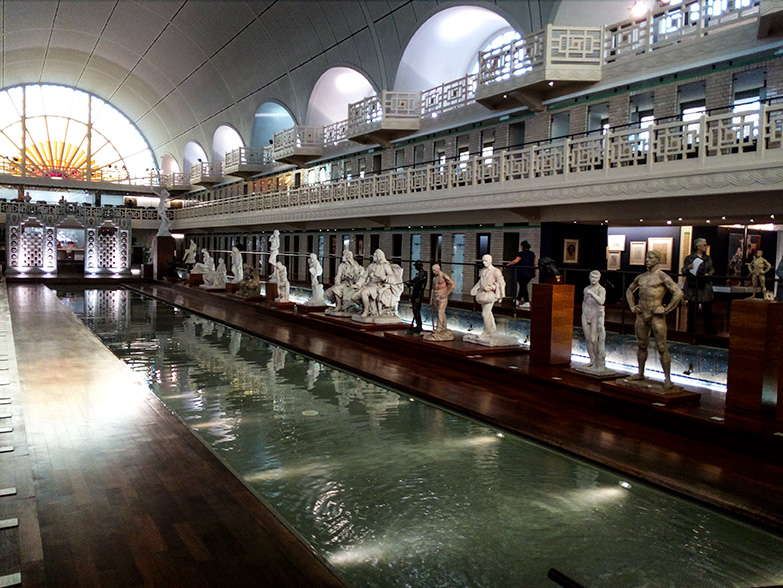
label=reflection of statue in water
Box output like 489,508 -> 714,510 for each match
268,229 -> 280,279
230,247 -> 243,283
274,261 -> 290,302
746,250 -> 773,299
404,260 -> 428,334
304,253 -> 325,306
237,263 -> 261,298
153,187 -> 171,237
625,250 -> 682,389
424,264 -> 456,342
191,250 -> 215,274
201,258 -> 227,289
469,254 -> 505,339
352,249 -> 404,322
184,240 -> 198,267
325,250 -> 366,315
305,360 -> 321,390
576,270 -> 614,376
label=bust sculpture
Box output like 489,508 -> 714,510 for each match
325,250 -> 366,315
625,250 -> 683,389
423,264 -> 456,342
576,270 -> 614,376
351,248 -> 404,323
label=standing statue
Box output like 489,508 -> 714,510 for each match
304,253 -> 325,306
352,249 -> 404,322
183,240 -> 198,268
153,187 -> 171,237
268,229 -> 280,279
230,246 -> 244,284
576,270 -> 614,375
746,249 -> 773,299
625,250 -> 683,389
466,254 -> 506,343
274,261 -> 290,302
404,260 -> 428,335
424,264 -> 456,342
325,250 -> 366,315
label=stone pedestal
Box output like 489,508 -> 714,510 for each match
153,236 -> 176,280
530,283 -> 574,365
726,300 -> 783,417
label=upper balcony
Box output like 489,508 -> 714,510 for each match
191,161 -> 223,187
476,25 -> 603,112
273,126 -> 324,167
223,146 -> 283,178
161,172 -> 191,194
346,91 -> 422,148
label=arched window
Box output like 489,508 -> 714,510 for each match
0,84 -> 156,184
469,29 -> 523,75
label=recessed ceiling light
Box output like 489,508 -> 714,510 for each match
666,220 -> 672,225
706,219 -> 711,223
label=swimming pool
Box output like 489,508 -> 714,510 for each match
61,288 -> 783,588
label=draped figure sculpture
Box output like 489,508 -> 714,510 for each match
153,186 -> 171,237
191,249 -> 215,274
268,230 -> 280,280
324,250 -> 365,315
274,261 -> 290,303
575,270 -> 614,376
201,258 -> 227,289
465,254 -> 519,347
230,246 -> 244,284
351,249 -> 404,323
304,253 -> 325,306
183,240 -> 198,268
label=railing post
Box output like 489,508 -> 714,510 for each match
699,114 -> 707,163
760,102 -> 768,159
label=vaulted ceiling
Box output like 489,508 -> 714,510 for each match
0,0 -> 564,162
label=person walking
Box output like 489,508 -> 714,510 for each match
506,240 -> 536,309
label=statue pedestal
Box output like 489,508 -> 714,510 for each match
265,282 -> 278,303
530,283 -> 574,365
153,236 -> 175,280
188,273 -> 204,287
226,283 -> 240,294
726,300 -> 783,417
603,377 -> 700,405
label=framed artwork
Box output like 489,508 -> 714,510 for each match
629,241 -> 647,265
607,251 -> 621,271
563,238 -> 579,264
607,234 -> 626,252
647,237 -> 673,271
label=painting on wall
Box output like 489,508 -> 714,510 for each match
629,241 -> 647,265
607,251 -> 622,271
647,237 -> 673,271
563,238 -> 579,264
607,234 -> 626,251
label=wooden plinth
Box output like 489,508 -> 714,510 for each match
276,301 -> 296,311
226,283 -> 240,294
726,300 -> 783,416
265,282 -> 278,303
385,331 -> 527,357
530,283 -> 574,365
187,273 -> 204,287
153,236 -> 176,280
296,304 -> 329,314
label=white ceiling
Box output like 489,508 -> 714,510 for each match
0,0 -> 560,164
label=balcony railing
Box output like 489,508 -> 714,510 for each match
190,161 -> 223,185
175,102 -> 783,222
421,75 -> 478,118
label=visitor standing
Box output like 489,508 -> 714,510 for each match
506,240 -> 536,309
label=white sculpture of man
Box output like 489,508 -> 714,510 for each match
576,270 -> 614,376
352,249 -> 404,322
230,246 -> 244,283
304,253 -> 325,305
325,250 -> 366,315
184,240 -> 197,266
625,250 -> 683,389
191,249 -> 215,274
153,187 -> 171,237
268,229 -> 280,279
424,264 -> 456,342
274,261 -> 290,302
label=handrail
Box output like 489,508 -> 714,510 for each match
548,568 -> 587,588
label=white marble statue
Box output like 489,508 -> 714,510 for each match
423,264 -> 456,342
274,261 -> 290,302
184,240 -> 198,266
268,229 -> 280,280
230,246 -> 244,283
201,258 -> 227,289
465,254 -> 518,347
325,250 -> 366,315
191,249 -> 215,274
153,186 -> 171,237
303,253 -> 325,306
351,248 -> 404,323
576,270 -> 615,376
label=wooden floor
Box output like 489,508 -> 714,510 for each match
2,281 -> 783,587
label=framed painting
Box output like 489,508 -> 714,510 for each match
647,237 -> 673,271
629,241 -> 646,265
563,239 -> 579,264
607,234 -> 626,252
607,251 -> 622,271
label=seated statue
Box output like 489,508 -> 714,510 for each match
325,249 -> 366,315
351,248 -> 404,323
191,250 -> 214,274
201,258 -> 227,289
237,263 -> 261,298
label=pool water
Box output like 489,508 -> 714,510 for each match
62,288 -> 783,588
